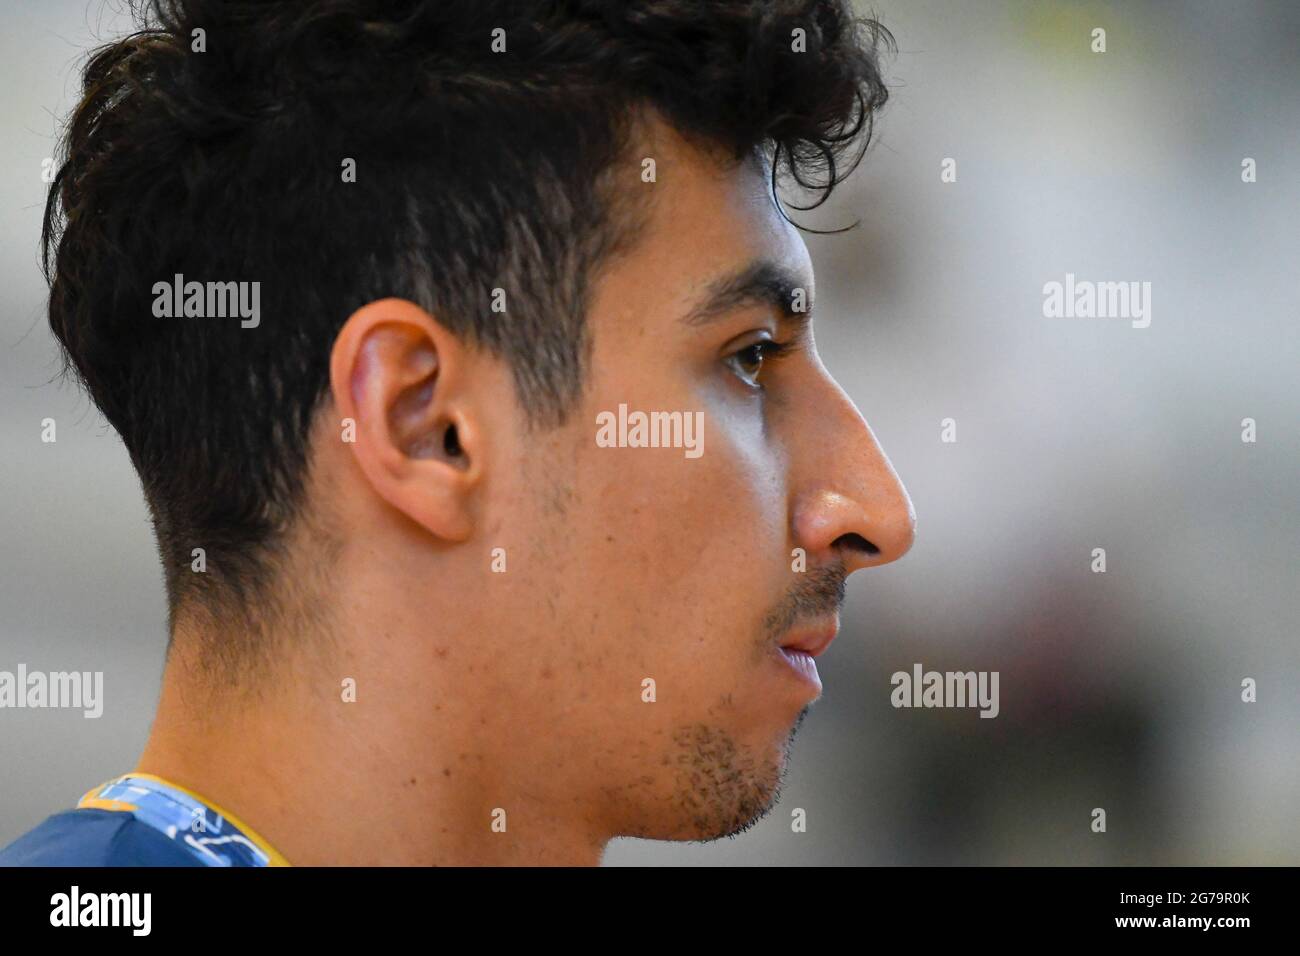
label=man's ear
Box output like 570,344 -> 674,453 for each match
329,298 -> 481,542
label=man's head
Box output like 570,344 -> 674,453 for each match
47,0 -> 912,846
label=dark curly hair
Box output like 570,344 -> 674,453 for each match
44,0 -> 893,629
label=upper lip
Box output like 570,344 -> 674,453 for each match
778,619 -> 840,658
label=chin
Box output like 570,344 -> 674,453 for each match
650,721 -> 790,842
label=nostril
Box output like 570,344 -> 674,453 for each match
833,532 -> 878,557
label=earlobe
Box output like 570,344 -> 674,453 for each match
328,298 -> 479,542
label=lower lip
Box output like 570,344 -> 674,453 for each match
775,647 -> 822,693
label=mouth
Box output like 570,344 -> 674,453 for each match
773,618 -> 839,693
778,618 -> 840,659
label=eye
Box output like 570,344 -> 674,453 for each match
723,338 -> 789,388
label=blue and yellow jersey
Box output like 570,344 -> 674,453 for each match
0,773 -> 290,867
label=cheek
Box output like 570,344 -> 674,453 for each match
576,412 -> 788,652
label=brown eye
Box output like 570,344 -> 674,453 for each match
724,340 -> 785,387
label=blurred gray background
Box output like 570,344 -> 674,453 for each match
2,0 -> 1297,864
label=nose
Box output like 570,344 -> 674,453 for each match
790,382 -> 915,576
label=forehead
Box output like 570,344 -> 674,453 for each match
591,115 -> 813,334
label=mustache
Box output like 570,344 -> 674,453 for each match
762,562 -> 847,644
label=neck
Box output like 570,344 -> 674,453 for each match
136,631 -> 607,866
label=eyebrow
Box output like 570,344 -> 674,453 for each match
680,259 -> 814,328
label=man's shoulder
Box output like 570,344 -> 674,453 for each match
0,809 -> 202,867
